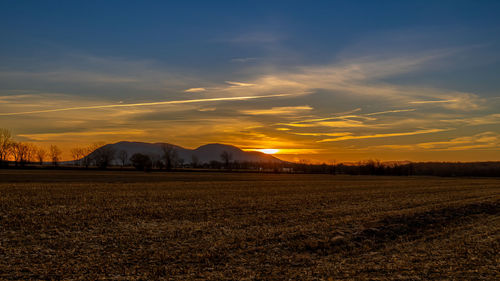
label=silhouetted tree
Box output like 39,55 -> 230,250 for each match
70,147 -> 89,167
79,143 -> 102,168
36,146 -> 46,165
130,153 -> 152,171
329,160 -> 337,174
12,142 -> 28,166
82,145 -> 96,168
94,145 -> 116,169
220,150 -> 232,169
0,128 -> 13,167
118,150 -> 128,167
27,143 -> 37,164
49,145 -> 62,166
11,142 -> 37,167
161,144 -> 177,170
70,148 -> 81,166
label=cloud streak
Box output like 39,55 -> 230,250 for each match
369,132 -> 500,151
2,46 -> 499,162
276,108 -> 416,129
18,129 -> 147,141
317,128 -> 448,142
184,87 -> 206,93
0,94 -> 290,116
409,100 -> 456,104
225,81 -> 256,87
240,106 -> 313,115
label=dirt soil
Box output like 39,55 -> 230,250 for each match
0,170 -> 499,280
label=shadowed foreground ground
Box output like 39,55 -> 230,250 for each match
0,170 -> 499,280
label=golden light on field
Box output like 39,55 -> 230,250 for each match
254,149 -> 280,154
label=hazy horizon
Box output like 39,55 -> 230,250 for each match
1,1 -> 500,162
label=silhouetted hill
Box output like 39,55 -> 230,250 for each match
86,141 -> 283,165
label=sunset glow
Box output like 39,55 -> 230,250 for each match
0,1 -> 499,162
1,3 -> 499,280
254,149 -> 280,155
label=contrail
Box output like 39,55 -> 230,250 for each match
409,100 -> 456,104
0,94 -> 290,116
365,109 -> 416,116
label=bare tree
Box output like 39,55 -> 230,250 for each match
93,145 -> 116,169
118,150 -> 128,167
161,143 -> 177,170
49,145 -> 62,166
82,143 -> 101,168
11,142 -> 20,166
129,153 -> 152,171
12,142 -> 36,167
12,142 -> 25,166
26,143 -> 37,164
82,146 -> 94,168
220,150 -> 233,169
0,128 -> 13,166
12,142 -> 36,166
70,148 -> 82,166
69,147 -> 88,167
36,146 -> 46,165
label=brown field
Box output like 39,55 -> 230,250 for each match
0,170 -> 499,280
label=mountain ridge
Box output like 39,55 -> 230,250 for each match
88,141 -> 284,165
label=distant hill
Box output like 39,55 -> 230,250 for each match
86,141 -> 284,165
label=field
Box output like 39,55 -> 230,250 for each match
0,170 -> 499,280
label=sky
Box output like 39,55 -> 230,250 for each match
1,0 -> 500,162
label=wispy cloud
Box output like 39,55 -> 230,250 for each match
365,109 -> 416,116
18,129 -> 146,141
318,128 -> 448,142
277,108 -> 415,129
240,106 -> 313,115
416,132 -> 500,150
299,120 -> 367,128
409,94 -> 484,111
2,47 -> 498,162
409,100 -> 456,104
281,108 -> 363,124
198,107 -> 216,112
292,132 -> 352,137
371,132 -> 500,151
194,49 -> 485,111
225,81 -> 256,87
184,87 -> 206,93
0,53 -> 195,97
0,94 -> 290,116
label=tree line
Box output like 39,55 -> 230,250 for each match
1,128 -> 499,176
0,128 -> 62,167
0,128 -> 214,170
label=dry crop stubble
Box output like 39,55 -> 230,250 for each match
0,170 -> 499,280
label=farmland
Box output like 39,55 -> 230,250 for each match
0,170 -> 499,280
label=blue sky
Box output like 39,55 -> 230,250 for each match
1,0 -> 500,161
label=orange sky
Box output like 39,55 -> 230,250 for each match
2,79 -> 499,163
